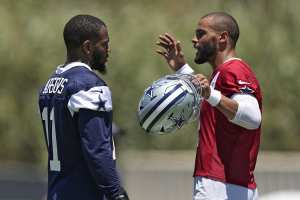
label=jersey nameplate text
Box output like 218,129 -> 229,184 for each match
42,78 -> 69,94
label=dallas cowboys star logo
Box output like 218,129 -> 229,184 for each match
145,86 -> 153,98
145,86 -> 157,100
240,86 -> 254,94
168,112 -> 185,128
97,89 -> 107,111
98,99 -> 106,111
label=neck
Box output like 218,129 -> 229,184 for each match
66,49 -> 89,65
209,48 -> 236,70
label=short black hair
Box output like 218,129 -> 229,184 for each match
202,12 -> 240,48
63,15 -> 106,49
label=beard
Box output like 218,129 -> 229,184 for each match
90,49 -> 107,74
194,41 -> 217,64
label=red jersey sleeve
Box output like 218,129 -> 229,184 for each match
215,60 -> 261,100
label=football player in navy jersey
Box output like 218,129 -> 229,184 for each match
38,15 -> 129,200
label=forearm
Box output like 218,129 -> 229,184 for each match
207,89 -> 261,130
78,109 -> 125,199
205,87 -> 238,119
216,95 -> 238,120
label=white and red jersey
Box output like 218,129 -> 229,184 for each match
194,58 -> 262,189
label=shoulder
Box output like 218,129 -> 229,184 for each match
59,66 -> 108,97
214,59 -> 259,86
218,59 -> 255,78
66,67 -> 106,90
65,68 -> 112,115
214,59 -> 262,98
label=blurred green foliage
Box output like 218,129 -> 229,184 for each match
1,0 -> 300,164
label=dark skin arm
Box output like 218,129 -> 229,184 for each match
156,33 -> 238,120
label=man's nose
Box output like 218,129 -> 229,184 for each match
192,35 -> 198,42
192,37 -> 198,48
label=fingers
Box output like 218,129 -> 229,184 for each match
192,74 -> 211,98
158,34 -> 174,47
157,33 -> 177,48
164,33 -> 177,46
156,34 -> 175,55
156,33 -> 183,56
155,49 -> 168,59
156,41 -> 170,50
194,74 -> 207,80
176,41 -> 184,57
155,33 -> 186,69
156,33 -> 175,60
176,41 -> 181,51
196,76 -> 209,87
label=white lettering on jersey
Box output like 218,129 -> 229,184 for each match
67,86 -> 113,116
210,72 -> 220,89
42,78 -> 68,94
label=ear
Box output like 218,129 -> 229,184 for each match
219,31 -> 229,44
82,40 -> 92,56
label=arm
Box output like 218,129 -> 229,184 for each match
211,90 -> 261,130
68,86 -> 129,200
215,92 -> 238,120
78,109 -> 128,200
230,94 -> 261,129
195,74 -> 261,130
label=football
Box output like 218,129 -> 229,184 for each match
137,74 -> 202,134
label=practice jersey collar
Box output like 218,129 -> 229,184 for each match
223,57 -> 242,64
213,57 -> 242,73
56,62 -> 92,74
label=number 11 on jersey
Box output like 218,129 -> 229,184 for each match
42,107 -> 61,172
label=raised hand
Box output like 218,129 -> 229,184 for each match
156,33 -> 186,71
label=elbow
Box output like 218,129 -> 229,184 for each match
230,99 -> 262,130
243,111 -> 261,130
252,110 -> 262,129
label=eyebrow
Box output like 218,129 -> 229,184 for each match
195,29 -> 206,37
196,28 -> 206,34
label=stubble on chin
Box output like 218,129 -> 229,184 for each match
194,52 -> 207,64
90,62 -> 107,74
95,65 -> 107,74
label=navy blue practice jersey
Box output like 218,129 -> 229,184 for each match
38,62 -> 121,200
